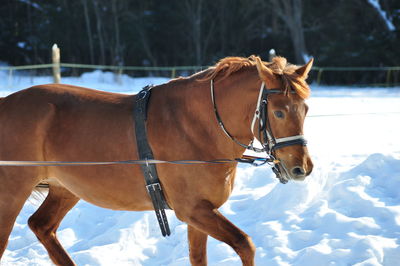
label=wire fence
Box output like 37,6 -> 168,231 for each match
1,63 -> 400,87
312,66 -> 400,87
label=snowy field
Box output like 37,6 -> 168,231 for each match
1,71 -> 400,266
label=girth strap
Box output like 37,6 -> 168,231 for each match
134,86 -> 171,237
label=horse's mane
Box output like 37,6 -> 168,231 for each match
201,56 -> 310,99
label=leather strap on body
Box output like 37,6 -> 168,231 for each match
134,85 -> 171,237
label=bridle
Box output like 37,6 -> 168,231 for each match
210,79 -> 307,183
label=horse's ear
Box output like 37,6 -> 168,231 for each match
251,55 -> 275,82
296,58 -> 314,79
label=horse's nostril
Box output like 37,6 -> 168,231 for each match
291,166 -> 305,177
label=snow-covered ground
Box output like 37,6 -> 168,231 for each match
1,71 -> 400,266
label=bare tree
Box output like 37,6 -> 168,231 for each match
180,0 -> 216,65
126,2 -> 158,66
111,0 -> 124,66
182,0 -> 204,65
366,0 -> 395,32
269,0 -> 308,64
92,0 -> 106,65
218,0 -> 229,55
81,0 -> 95,64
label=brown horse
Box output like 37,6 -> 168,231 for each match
0,55 -> 313,265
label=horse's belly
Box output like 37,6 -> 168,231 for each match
49,166 -> 154,211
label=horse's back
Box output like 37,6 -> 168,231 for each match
1,83 -> 131,106
0,84 -> 134,158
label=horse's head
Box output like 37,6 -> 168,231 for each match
252,56 -> 314,182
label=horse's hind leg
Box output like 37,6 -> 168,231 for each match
28,185 -> 79,266
188,225 -> 208,266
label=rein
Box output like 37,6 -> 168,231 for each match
0,157 -> 267,167
210,79 -> 307,183
0,82 -> 307,172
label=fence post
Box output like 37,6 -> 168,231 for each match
171,68 -> 176,79
52,44 -> 61,83
116,68 -> 123,85
8,69 -> 13,87
269,49 -> 276,61
317,69 -> 324,85
386,69 -> 392,87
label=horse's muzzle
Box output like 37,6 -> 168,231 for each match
277,153 -> 313,182
291,157 -> 313,181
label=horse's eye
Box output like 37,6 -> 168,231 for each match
274,110 -> 285,119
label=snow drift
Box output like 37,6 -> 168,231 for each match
1,71 -> 399,265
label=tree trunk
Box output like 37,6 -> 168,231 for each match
218,0 -> 228,55
269,0 -> 308,64
111,0 -> 123,66
81,0 -> 95,64
131,2 -> 158,67
92,0 -> 106,65
183,0 -> 204,65
289,0 -> 307,63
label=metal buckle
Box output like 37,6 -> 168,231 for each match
137,90 -> 148,100
146,183 -> 162,192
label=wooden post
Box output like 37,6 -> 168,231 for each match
317,69 -> 324,85
8,69 -> 13,87
52,44 -> 61,83
115,68 -> 123,85
269,49 -> 276,61
386,69 -> 392,87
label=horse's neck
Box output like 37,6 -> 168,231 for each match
210,72 -> 261,149
150,73 -> 260,159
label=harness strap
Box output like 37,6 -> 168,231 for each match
273,135 -> 307,150
250,82 -> 266,135
134,86 -> 171,237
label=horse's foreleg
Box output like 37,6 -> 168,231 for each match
181,201 -> 256,266
188,225 -> 208,266
28,185 -> 79,266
